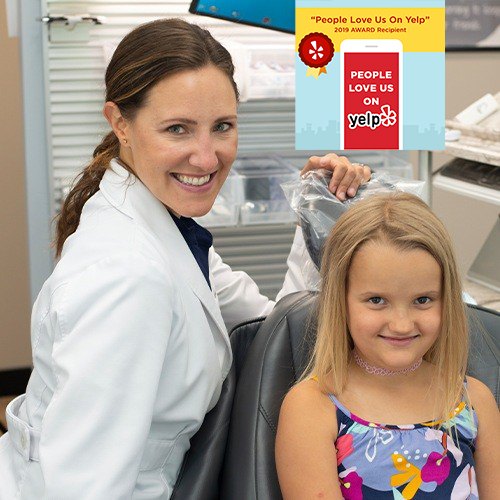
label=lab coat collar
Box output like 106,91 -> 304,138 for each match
99,159 -> 230,353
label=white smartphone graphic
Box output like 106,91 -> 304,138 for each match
339,39 -> 403,150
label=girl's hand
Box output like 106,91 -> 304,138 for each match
300,153 -> 371,201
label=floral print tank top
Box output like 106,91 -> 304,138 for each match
329,393 -> 478,499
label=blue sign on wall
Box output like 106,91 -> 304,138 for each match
189,0 -> 295,33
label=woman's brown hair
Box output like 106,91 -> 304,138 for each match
54,18 -> 238,257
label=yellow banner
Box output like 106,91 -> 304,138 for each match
296,8 -> 444,52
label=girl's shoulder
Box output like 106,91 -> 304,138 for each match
279,378 -> 338,438
463,376 -> 499,447
465,375 -> 498,420
283,378 -> 334,411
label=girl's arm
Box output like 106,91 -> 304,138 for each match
275,379 -> 343,500
467,376 -> 500,499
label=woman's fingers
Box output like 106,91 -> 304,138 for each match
300,154 -> 338,175
328,157 -> 349,197
300,154 -> 371,200
332,159 -> 355,200
344,163 -> 371,198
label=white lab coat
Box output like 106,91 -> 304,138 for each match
0,159 -> 312,499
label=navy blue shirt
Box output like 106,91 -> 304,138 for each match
170,213 -> 213,289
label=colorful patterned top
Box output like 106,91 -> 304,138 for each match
329,393 -> 478,499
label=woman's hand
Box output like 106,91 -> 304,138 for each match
300,153 -> 371,201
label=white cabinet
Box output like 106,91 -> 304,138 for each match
433,92 -> 500,278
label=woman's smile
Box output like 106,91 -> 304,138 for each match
171,171 -> 218,192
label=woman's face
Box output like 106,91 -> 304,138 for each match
119,65 -> 238,217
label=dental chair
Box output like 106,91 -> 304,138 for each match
171,316 -> 266,499
220,292 -> 500,499
171,289 -> 499,499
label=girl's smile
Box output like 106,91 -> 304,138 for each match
378,334 -> 420,347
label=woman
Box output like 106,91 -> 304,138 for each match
0,18 -> 370,498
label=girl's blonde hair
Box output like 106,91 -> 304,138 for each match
303,192 -> 468,423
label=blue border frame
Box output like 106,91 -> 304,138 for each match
20,1 -> 53,303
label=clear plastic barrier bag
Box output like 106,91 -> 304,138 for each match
282,170 -> 425,274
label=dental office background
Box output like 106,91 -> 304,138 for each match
1,1 -> 499,383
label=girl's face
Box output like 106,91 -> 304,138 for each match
118,65 -> 238,217
346,241 -> 442,371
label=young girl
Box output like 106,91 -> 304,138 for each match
276,193 -> 499,499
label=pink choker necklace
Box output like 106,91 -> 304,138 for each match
353,350 -> 422,376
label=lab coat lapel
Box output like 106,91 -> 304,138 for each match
99,160 -> 230,347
